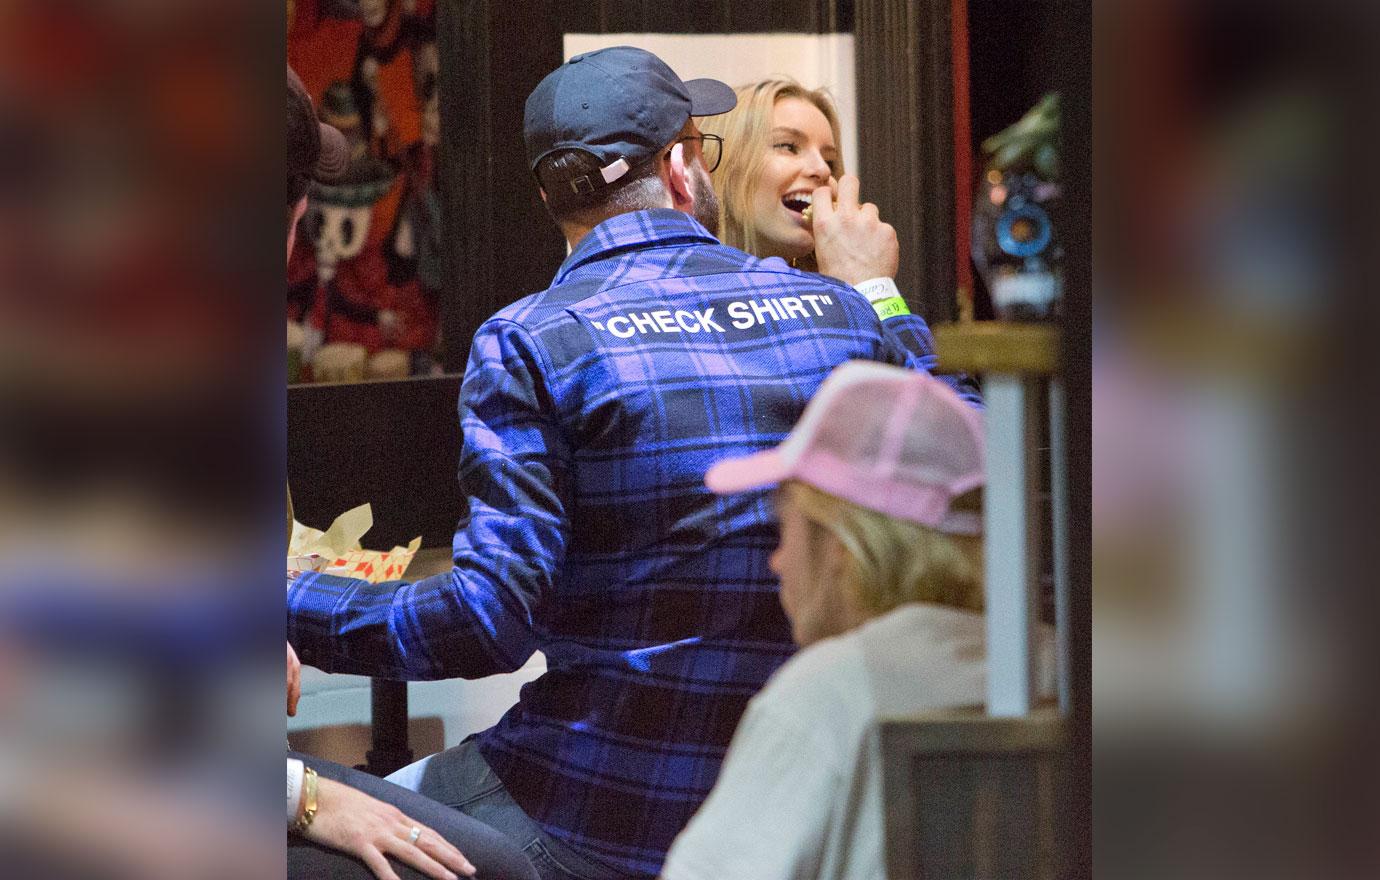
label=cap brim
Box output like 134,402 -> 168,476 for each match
705,449 -> 788,494
685,78 -> 737,117
314,123 -> 350,182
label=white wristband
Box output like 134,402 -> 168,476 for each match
854,276 -> 900,304
287,758 -> 305,823
854,277 -> 911,319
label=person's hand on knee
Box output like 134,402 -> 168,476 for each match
303,777 -> 477,880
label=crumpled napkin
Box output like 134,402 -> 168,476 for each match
287,503 -> 422,583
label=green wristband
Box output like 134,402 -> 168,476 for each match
872,296 -> 911,320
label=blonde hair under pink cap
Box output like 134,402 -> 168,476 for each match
705,361 -> 985,535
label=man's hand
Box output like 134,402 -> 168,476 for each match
287,641 -> 301,717
306,777 -> 476,880
810,175 -> 899,286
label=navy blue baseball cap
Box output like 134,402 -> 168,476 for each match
524,46 -> 736,200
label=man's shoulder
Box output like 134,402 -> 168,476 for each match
730,252 -> 859,294
489,248 -> 853,317
475,245 -> 877,358
481,280 -> 602,336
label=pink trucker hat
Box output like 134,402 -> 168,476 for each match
705,361 -> 985,535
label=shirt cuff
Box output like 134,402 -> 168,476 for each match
854,277 -> 911,319
287,758 -> 304,824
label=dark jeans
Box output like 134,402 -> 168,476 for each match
386,740 -> 623,880
288,751 -> 538,880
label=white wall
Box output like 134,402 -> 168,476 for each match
564,33 -> 858,176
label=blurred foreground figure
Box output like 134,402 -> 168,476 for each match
0,5 -> 282,877
662,361 -> 1054,880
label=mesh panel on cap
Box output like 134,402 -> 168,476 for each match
898,385 -> 984,491
809,392 -> 887,473
786,361 -> 984,529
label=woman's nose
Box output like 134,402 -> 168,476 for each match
803,150 -> 831,183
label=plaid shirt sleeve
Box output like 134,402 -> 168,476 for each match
879,311 -> 985,408
287,318 -> 569,680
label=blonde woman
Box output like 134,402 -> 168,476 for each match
702,79 -> 847,270
701,80 -> 981,406
661,361 -> 1051,880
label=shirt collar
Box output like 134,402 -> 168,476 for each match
554,209 -> 718,284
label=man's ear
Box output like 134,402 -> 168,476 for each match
665,142 -> 695,213
538,188 -> 549,205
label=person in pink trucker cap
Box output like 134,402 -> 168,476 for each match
662,360 -> 1053,880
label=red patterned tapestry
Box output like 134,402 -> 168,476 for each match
288,0 -> 441,382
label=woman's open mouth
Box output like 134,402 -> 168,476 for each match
781,191 -> 813,215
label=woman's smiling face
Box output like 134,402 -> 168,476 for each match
745,96 -> 840,262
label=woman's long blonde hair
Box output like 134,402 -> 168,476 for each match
783,482 -> 985,616
699,78 -> 844,259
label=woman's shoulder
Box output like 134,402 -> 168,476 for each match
756,626 -> 871,710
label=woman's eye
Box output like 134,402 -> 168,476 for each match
773,142 -> 799,154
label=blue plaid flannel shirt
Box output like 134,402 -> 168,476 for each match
288,210 -> 968,877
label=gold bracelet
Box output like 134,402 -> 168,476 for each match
292,766 -> 319,833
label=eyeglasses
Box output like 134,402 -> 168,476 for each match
677,133 -> 723,173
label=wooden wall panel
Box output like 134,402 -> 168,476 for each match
1046,2 -> 1090,874
558,0 -> 850,34
437,0 -> 565,371
855,0 -> 957,324
636,0 -> 713,34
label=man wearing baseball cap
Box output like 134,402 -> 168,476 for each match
664,362 -> 1054,880
288,47 -> 949,879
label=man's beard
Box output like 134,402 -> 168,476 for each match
689,164 -> 721,238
